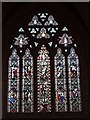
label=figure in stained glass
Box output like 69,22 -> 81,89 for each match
7,49 -> 20,112
37,45 -> 51,112
68,48 -> 81,111
22,49 -> 34,112
54,48 -> 67,112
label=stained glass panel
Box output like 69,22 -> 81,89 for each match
44,15 -> 58,26
7,49 -> 20,112
37,28 -> 50,39
62,27 -> 68,31
14,34 -> 28,48
58,33 -> 72,47
68,48 -> 81,111
37,45 -> 51,112
22,49 -> 34,112
54,48 -> 67,112
28,13 -> 58,38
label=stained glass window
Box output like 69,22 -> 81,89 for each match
7,11 -> 82,114
22,49 -> 34,112
37,45 -> 51,112
54,48 -> 67,112
7,49 -> 20,112
68,48 -> 81,112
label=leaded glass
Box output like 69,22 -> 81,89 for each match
22,49 -> 34,112
68,48 -> 81,112
10,45 -> 13,49
37,45 -> 51,112
54,48 -> 67,112
34,42 -> 38,47
58,33 -> 72,47
28,13 -> 58,38
48,42 -> 53,47
55,44 -> 57,48
37,28 -> 50,39
14,34 -> 28,48
7,49 -> 20,112
18,28 -> 25,32
62,27 -> 68,31
28,15 -> 42,26
44,15 -> 58,26
30,45 -> 32,48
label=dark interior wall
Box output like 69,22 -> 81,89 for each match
0,2 -> 2,120
2,2 -> 89,119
